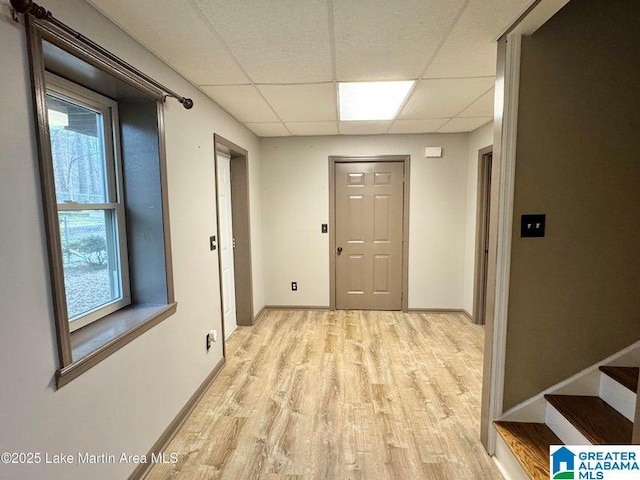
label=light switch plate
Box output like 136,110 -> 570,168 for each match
521,214 -> 545,237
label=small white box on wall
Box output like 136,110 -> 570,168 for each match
425,147 -> 442,158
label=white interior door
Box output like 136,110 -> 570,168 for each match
217,151 -> 237,338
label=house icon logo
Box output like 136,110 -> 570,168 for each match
551,446 -> 575,479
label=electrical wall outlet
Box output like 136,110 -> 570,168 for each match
291,282 -> 297,291
206,329 -> 217,351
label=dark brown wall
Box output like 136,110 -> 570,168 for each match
503,0 -> 640,410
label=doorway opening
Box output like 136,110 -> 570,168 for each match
214,134 -> 255,354
328,155 -> 410,312
473,146 -> 493,325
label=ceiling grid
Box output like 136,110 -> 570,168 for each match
87,0 -> 537,136
383,0 -> 471,134
185,0 -> 294,135
326,0 -> 340,136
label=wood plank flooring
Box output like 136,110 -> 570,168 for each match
146,310 -> 503,480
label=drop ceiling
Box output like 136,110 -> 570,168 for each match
86,0 -> 535,137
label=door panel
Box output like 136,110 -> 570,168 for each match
217,152 -> 237,338
374,195 -> 391,242
348,195 -> 365,242
373,255 -> 392,293
335,162 -> 404,310
348,255 -> 365,293
374,172 -> 391,186
348,172 -> 365,185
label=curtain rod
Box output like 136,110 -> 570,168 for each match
11,0 -> 194,109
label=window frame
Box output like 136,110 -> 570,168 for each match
46,73 -> 132,332
24,14 -> 177,388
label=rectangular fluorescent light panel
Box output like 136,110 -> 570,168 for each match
339,81 -> 414,121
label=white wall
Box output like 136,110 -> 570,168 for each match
462,122 -> 494,316
260,134 -> 471,309
0,1 -> 263,478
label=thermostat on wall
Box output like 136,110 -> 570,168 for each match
425,147 -> 442,158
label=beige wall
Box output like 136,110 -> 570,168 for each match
503,0 -> 640,409
463,122 -> 494,316
260,134 -> 471,309
0,1 -> 263,478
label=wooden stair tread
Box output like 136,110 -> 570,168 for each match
545,395 -> 632,444
599,366 -> 639,392
494,421 -> 561,480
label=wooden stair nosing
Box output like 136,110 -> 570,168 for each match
544,394 -> 633,444
494,421 -> 561,480
599,366 -> 639,393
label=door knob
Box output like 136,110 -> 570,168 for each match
337,247 -> 343,255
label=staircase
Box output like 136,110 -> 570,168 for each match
494,366 -> 638,480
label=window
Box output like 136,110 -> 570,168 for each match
23,18 -> 177,388
46,74 -> 130,331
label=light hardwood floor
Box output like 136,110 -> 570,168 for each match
146,310 -> 503,480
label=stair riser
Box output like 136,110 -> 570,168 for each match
545,403 -> 591,445
599,373 -> 636,421
494,433 -> 532,480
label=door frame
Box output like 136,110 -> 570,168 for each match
215,149 -> 238,342
213,134 -> 254,358
480,0 -> 571,455
328,155 -> 410,312
480,33 -> 521,453
472,146 -> 493,325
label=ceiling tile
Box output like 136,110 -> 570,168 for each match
459,88 -> 494,117
200,85 -> 278,122
191,0 -> 332,83
398,77 -> 495,119
87,0 -> 248,85
258,84 -> 336,122
87,0 -> 522,137
388,119 -> 450,134
438,116 -> 492,133
424,0 -> 535,78
334,0 -> 466,81
286,122 -> 338,136
245,123 -> 290,137
339,121 -> 392,135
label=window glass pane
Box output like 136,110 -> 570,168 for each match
47,94 -> 109,204
59,210 -> 122,320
